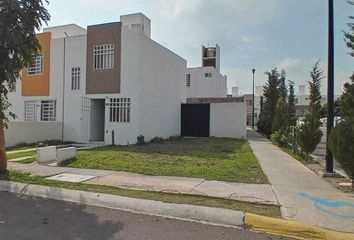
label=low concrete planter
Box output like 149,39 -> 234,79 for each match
37,146 -> 56,163
57,147 -> 76,164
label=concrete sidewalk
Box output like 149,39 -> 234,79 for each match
247,129 -> 354,233
8,161 -> 278,205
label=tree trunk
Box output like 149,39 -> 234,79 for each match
352,180 -> 354,191
0,120 -> 7,171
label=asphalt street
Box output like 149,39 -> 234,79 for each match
0,191 -> 291,240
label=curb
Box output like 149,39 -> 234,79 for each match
1,179 -> 354,240
245,213 -> 354,240
0,180 -> 244,228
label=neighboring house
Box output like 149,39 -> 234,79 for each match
186,45 -> 227,98
294,94 -> 341,117
7,13 -> 186,146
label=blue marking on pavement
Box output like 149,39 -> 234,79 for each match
299,192 -> 354,219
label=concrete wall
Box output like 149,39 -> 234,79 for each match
102,26 -> 186,145
63,35 -> 87,143
186,67 -> 227,98
210,102 -> 247,139
134,29 -> 187,143
5,122 -> 62,147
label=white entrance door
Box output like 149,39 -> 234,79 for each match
80,97 -> 91,143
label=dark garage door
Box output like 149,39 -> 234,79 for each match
181,104 -> 210,137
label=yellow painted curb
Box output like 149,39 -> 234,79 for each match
245,213 -> 354,240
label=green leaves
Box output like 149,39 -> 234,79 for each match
0,0 -> 50,124
298,60 -> 323,157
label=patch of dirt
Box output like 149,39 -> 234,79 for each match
306,163 -> 354,194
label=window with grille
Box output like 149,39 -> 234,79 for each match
186,74 -> 191,87
28,53 -> 44,75
108,98 -> 131,122
24,101 -> 37,121
71,67 -> 81,90
204,72 -> 212,78
93,44 -> 114,70
40,100 -> 56,121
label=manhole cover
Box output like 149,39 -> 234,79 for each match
46,173 -> 96,183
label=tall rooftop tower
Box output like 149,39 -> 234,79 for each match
202,44 -> 220,73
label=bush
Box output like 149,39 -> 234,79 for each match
137,135 -> 145,145
329,120 -> 354,181
271,131 -> 281,145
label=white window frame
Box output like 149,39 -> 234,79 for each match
24,101 -> 37,121
93,44 -> 114,70
28,53 -> 44,75
205,72 -> 212,78
71,67 -> 81,90
186,74 -> 191,87
108,98 -> 131,123
40,100 -> 57,121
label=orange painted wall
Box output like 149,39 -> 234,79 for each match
22,32 -> 51,96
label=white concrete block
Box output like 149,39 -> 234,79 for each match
56,147 -> 76,164
37,146 -> 57,163
210,102 -> 247,139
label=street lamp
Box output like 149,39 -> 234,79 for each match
252,68 -> 255,129
326,0 -> 334,173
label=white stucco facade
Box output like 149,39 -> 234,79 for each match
186,66 -> 227,98
210,102 -> 247,139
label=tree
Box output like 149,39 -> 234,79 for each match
272,69 -> 288,132
0,0 -> 50,170
257,68 -> 281,137
298,61 -> 323,159
330,1 -> 354,188
287,80 -> 296,126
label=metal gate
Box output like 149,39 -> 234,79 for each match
80,97 -> 91,142
181,104 -> 210,137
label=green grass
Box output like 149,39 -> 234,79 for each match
279,146 -> 315,165
6,150 -> 36,160
6,144 -> 36,152
0,170 -> 280,218
16,157 -> 37,164
62,137 -> 268,184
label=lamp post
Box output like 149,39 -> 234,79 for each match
326,0 -> 334,173
252,68 -> 255,129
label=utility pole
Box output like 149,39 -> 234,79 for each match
326,0 -> 334,173
252,68 -> 255,129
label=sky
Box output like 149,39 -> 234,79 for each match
44,0 -> 353,95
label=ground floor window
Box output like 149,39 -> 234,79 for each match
24,100 -> 57,122
41,100 -> 57,121
24,100 -> 37,121
108,98 -> 130,122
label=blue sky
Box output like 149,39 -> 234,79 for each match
45,0 -> 352,95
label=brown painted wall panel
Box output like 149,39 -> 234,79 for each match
86,22 -> 122,94
22,32 -> 51,96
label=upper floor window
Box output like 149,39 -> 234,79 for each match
28,53 -> 44,75
186,74 -> 191,87
93,44 -> 114,70
205,72 -> 212,78
71,67 -> 81,90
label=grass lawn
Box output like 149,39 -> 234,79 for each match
16,157 -> 37,164
6,145 -> 35,152
62,137 -> 268,184
6,150 -> 37,160
0,170 -> 280,218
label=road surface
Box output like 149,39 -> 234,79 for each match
0,191 -> 290,240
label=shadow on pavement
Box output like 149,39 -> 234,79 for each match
0,191 -> 123,240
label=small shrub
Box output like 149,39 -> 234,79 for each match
271,131 -> 281,145
329,120 -> 354,186
150,137 -> 164,143
137,135 -> 145,145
